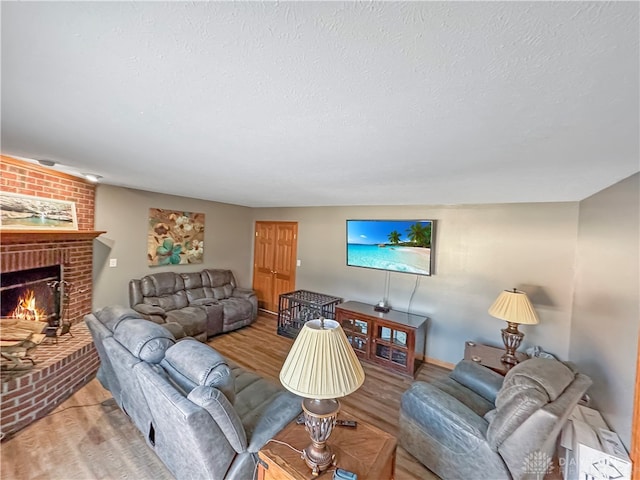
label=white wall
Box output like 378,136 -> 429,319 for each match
253,202 -> 580,364
570,173 -> 640,449
93,185 -> 254,309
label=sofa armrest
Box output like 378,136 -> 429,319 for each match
247,391 -> 302,452
401,382 -> 489,452
188,386 -> 247,453
232,287 -> 255,300
450,360 -> 504,404
133,304 -> 167,318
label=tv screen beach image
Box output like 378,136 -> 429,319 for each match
346,220 -> 433,276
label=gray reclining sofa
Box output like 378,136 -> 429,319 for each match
129,268 -> 258,341
85,305 -> 301,480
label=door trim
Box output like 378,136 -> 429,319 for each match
632,333 -> 639,479
252,221 -> 298,313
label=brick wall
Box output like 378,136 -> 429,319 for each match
0,156 -> 97,324
1,156 -> 95,230
1,156 -> 100,438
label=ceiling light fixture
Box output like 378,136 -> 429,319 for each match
84,174 -> 103,183
37,159 -> 56,167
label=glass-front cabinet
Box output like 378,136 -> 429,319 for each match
335,301 -> 428,377
339,313 -> 371,359
373,321 -> 411,371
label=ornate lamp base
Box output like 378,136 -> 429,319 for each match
301,398 -> 339,475
501,321 -> 524,365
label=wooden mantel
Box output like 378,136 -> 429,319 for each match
0,230 -> 106,244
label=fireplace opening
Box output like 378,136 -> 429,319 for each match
1,265 -> 69,371
1,265 -> 62,326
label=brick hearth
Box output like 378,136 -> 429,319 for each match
0,324 -> 99,438
1,156 -> 102,438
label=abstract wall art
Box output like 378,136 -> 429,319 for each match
148,208 -> 205,266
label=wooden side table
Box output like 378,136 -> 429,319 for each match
258,417 -> 397,480
464,341 -> 529,376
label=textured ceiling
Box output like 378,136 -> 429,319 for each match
2,2 -> 638,207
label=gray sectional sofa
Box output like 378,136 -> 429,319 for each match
129,268 -> 258,341
85,305 -> 301,480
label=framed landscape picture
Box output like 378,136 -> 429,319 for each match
148,208 -> 205,266
0,192 -> 78,230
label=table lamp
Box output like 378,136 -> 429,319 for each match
488,288 -> 539,365
279,318 -> 365,475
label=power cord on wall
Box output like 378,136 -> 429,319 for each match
407,274 -> 420,314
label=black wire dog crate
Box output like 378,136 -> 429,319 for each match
277,290 -> 343,339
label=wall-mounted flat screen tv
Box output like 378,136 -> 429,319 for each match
346,219 -> 435,276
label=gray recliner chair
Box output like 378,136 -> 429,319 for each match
399,358 -> 592,480
85,306 -> 302,479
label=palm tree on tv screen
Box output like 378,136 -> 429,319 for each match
406,223 -> 431,248
387,230 -> 402,245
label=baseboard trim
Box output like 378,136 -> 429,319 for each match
424,356 -> 455,370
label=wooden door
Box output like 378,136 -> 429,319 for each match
252,221 -> 298,313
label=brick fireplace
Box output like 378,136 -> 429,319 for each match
1,156 -> 104,438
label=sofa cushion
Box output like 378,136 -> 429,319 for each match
96,305 -> 141,332
212,286 -> 227,300
144,290 -> 189,312
503,357 -> 575,401
227,360 -> 302,450
113,318 -> 176,363
202,269 -> 235,288
141,272 -> 185,296
220,298 -> 253,322
133,303 -> 167,317
181,272 -> 211,304
165,306 -> 207,337
487,358 -> 574,449
162,322 -> 187,339
181,272 -> 203,289
162,339 -> 236,404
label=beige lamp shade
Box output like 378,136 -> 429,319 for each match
488,289 -> 540,325
279,319 -> 365,399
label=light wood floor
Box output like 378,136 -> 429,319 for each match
1,313 -> 447,479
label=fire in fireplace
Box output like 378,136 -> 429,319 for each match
1,265 -> 62,326
1,265 -> 75,371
